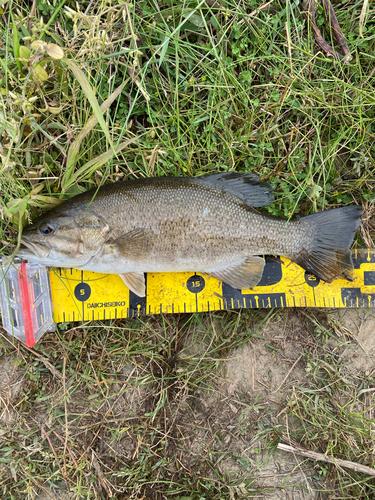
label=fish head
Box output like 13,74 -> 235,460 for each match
17,208 -> 110,269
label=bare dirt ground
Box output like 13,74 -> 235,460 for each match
0,307 -> 374,499
218,308 -> 375,499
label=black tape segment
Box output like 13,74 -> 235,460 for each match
128,274 -> 147,317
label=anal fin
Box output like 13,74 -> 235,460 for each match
210,256 -> 265,290
120,272 -> 146,297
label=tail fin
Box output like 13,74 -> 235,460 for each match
295,206 -> 363,282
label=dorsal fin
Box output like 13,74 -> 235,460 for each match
192,172 -> 274,207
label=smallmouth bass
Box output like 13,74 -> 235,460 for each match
17,173 -> 363,297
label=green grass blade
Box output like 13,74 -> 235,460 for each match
62,134 -> 145,191
11,12 -> 23,76
159,35 -> 170,67
64,81 -> 127,185
62,58 -> 115,151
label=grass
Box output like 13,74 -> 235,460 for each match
1,0 -> 375,498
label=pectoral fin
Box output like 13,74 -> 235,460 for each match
210,256 -> 265,290
110,228 -> 152,259
119,272 -> 146,297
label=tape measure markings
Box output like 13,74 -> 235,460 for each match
48,250 -> 375,322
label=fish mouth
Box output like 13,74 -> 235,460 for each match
17,239 -> 51,260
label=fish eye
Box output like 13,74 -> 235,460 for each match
39,223 -> 55,235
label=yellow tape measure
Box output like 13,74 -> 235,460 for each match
49,249 -> 375,322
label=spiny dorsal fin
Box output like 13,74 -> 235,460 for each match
192,172 -> 274,207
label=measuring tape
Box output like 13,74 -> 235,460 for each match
1,249 -> 373,347
50,249 -> 375,321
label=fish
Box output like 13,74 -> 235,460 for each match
17,172 -> 363,297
